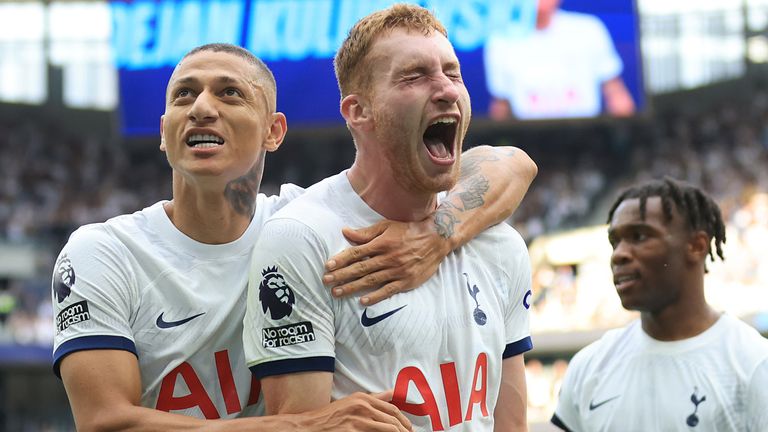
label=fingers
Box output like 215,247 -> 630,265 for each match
359,392 -> 413,432
324,219 -> 430,304
371,389 -> 394,401
360,282 -> 403,305
307,392 -> 413,432
325,222 -> 395,272
325,253 -> 378,284
325,245 -> 367,274
325,243 -> 384,275
326,264 -> 398,299
368,407 -> 412,432
341,222 -> 389,245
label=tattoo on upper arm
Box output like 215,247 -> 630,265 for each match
224,154 -> 265,217
499,147 -> 517,157
433,147 -> 515,237
457,175 -> 490,210
459,153 -> 499,179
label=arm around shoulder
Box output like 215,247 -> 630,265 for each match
61,350 -> 411,432
61,350 -> 287,431
319,146 -> 536,304
437,145 -> 537,249
60,349 -> 247,432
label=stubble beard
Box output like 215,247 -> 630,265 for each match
373,109 -> 459,194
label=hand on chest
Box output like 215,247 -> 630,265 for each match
335,270 -> 504,356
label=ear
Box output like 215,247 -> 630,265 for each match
263,112 -> 287,152
159,115 -> 167,152
340,94 -> 373,132
686,230 -> 711,265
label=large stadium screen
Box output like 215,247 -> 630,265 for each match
112,0 -> 644,136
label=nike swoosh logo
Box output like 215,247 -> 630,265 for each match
589,395 -> 620,410
361,305 -> 407,327
156,312 -> 206,329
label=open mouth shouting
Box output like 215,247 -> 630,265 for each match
186,133 -> 224,149
423,116 -> 458,165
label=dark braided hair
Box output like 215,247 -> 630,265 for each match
607,177 -> 726,271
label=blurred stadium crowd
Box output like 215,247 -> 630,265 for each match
1,86 -> 767,427
3,90 -> 766,252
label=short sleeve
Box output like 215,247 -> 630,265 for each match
589,17 -> 622,81
243,218 -> 335,379
501,228 -> 533,358
747,357 -> 768,431
51,227 -> 138,377
552,349 -> 590,432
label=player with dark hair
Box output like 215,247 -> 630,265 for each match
606,177 -> 726,268
52,41 -> 537,431
552,177 -> 768,432
244,4 -> 532,431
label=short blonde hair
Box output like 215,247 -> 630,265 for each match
333,3 -> 447,98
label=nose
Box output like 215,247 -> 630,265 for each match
187,90 -> 219,123
432,74 -> 461,105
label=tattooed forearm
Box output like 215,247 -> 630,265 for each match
434,202 -> 461,238
433,146 -> 520,239
457,175 -> 490,210
430,145 -> 532,248
224,154 -> 265,217
434,172 -> 489,237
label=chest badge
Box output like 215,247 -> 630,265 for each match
686,387 -> 707,427
463,273 -> 486,326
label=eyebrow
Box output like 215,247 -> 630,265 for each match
443,58 -> 461,69
172,75 -> 248,87
608,222 -> 655,234
395,59 -> 461,76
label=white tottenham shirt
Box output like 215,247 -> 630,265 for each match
484,10 -> 622,119
52,184 -> 303,419
553,314 -> 768,432
243,172 -> 533,431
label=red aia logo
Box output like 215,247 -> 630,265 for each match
392,352 -> 489,430
155,349 -> 260,418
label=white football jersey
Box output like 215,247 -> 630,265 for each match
484,10 -> 622,119
52,184 -> 303,419
243,172 -> 533,431
553,314 -> 768,432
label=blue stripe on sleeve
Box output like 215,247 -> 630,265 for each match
551,413 -> 575,431
53,335 -> 137,378
503,336 -> 533,358
250,356 -> 335,379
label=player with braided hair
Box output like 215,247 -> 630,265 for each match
606,176 -> 726,270
553,177 -> 768,432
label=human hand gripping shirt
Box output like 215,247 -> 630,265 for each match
243,172 -> 533,431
